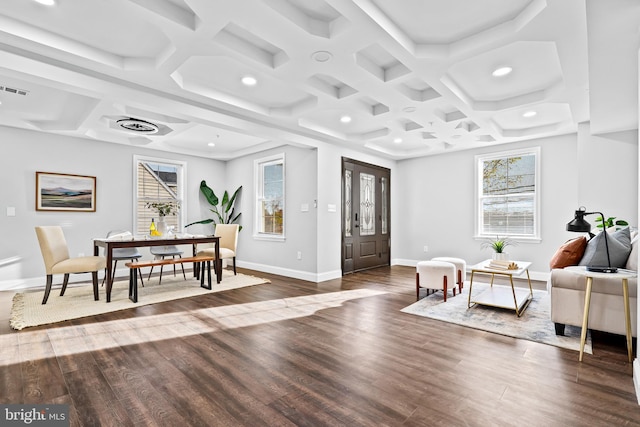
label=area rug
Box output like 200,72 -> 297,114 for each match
10,271 -> 269,330
401,283 -> 592,354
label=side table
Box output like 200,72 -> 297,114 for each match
467,260 -> 533,317
564,266 -> 637,362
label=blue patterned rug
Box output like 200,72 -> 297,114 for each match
401,282 -> 592,354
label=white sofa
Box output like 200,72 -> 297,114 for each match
549,229 -> 638,337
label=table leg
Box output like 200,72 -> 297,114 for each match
510,275 -> 520,317
623,278 -> 633,363
467,271 -> 475,308
579,276 -> 593,362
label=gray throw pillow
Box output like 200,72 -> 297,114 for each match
579,227 -> 632,268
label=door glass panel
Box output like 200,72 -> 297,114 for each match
345,170 -> 352,237
381,176 -> 387,234
360,172 -> 375,236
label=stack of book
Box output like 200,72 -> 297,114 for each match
486,259 -> 519,270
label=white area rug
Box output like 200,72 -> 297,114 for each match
401,282 -> 592,354
10,270 -> 269,330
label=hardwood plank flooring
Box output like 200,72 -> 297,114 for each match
1,265 -> 639,426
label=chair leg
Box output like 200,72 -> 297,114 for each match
172,255 -> 177,277
179,255 -> 186,280
416,272 -> 420,301
42,275 -> 53,304
148,266 -> 154,281
92,272 -> 99,301
60,274 -> 70,296
233,257 -> 237,275
443,275 -> 448,302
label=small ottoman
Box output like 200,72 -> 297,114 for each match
431,256 -> 466,291
416,260 -> 457,301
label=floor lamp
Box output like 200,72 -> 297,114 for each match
566,206 -> 617,273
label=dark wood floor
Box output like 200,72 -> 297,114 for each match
1,265 -> 639,426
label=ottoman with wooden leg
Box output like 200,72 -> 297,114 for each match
431,256 -> 466,292
416,260 -> 457,302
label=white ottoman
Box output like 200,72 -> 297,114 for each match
416,260 -> 457,302
431,256 -> 466,291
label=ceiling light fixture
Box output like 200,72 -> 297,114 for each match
208,142 -> 216,147
492,66 -> 512,77
311,51 -> 333,63
340,115 -> 352,123
34,0 -> 56,5
523,111 -> 537,118
116,118 -> 159,134
241,76 -> 257,86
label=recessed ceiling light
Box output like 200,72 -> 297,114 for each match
311,51 -> 333,62
393,138 -> 402,144
340,115 -> 352,123
208,142 -> 216,147
492,66 -> 512,77
241,76 -> 257,86
34,0 -> 56,5
402,107 -> 416,113
523,110 -> 537,118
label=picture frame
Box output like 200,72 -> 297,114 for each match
36,172 -> 96,212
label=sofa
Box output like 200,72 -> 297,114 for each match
549,227 -> 638,337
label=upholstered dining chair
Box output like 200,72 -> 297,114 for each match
148,245 -> 186,285
196,223 -> 239,276
35,226 -> 106,305
102,230 -> 143,287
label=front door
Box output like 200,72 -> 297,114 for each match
342,158 -> 390,274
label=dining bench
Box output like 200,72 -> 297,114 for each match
125,255 -> 215,302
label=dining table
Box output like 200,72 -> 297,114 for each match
93,234 -> 221,302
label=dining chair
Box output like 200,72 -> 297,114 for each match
196,223 -> 239,277
102,230 -> 144,287
148,245 -> 186,285
35,226 -> 106,304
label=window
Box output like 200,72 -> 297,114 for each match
254,153 -> 285,240
476,147 -> 540,240
133,155 -> 185,235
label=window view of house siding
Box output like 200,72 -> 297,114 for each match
480,152 -> 536,236
137,162 -> 181,235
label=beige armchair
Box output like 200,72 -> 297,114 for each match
35,226 -> 106,304
197,224 -> 239,275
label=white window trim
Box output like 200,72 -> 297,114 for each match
133,154 -> 186,233
253,153 -> 285,241
474,146 -> 541,242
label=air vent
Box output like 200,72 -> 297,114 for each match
0,86 -> 28,96
116,118 -> 159,134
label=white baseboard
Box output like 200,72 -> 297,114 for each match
236,261 -> 341,283
634,358 -> 640,405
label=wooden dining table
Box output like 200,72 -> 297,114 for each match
93,235 -> 221,302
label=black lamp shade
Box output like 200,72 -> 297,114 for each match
566,210 -> 591,233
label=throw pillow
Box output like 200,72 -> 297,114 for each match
626,234 -> 638,271
549,237 -> 587,269
579,227 -> 632,268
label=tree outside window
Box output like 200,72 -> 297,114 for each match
477,148 -> 539,239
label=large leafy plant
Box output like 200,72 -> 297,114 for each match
595,216 -> 628,231
186,181 -> 242,230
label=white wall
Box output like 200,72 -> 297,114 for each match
225,145 -> 320,281
394,134 -> 589,276
0,126 -> 224,290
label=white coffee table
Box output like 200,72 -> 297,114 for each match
467,260 -> 533,317
564,266 -> 637,362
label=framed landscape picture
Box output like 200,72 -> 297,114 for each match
36,172 -> 96,212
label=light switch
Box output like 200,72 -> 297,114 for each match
301,203 -> 309,212
6,207 -> 15,217
328,204 -> 336,212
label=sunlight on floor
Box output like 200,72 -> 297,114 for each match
0,289 -> 387,366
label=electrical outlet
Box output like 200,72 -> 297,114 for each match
423,246 -> 428,252
78,252 -> 85,257
297,251 -> 302,260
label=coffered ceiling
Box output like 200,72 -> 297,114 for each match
0,0 -> 638,160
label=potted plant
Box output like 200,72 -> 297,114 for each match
185,181 -> 242,232
146,201 -> 180,235
481,236 -> 516,260
595,216 -> 628,231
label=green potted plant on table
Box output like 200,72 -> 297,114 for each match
145,201 -> 180,236
481,236 -> 516,260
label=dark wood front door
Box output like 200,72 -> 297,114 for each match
342,158 -> 390,274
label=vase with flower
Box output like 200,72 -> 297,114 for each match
145,201 -> 180,236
